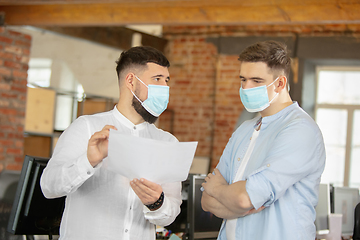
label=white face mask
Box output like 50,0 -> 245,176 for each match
239,77 -> 279,112
131,75 -> 170,117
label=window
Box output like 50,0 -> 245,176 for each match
27,58 -> 85,131
27,58 -> 52,88
315,67 -> 360,187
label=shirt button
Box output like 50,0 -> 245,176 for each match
87,171 -> 91,175
237,158 -> 240,161
133,126 -> 136,130
125,229 -> 128,233
267,164 -> 270,167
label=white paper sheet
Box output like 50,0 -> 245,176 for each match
104,129 -> 198,184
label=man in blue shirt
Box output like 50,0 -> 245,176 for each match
201,41 -> 326,240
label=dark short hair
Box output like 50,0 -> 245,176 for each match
238,40 -> 291,79
115,46 -> 170,80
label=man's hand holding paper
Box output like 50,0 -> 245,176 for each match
104,129 -> 198,184
130,178 -> 163,205
87,125 -> 117,167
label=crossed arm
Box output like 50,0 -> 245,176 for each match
201,168 -> 265,219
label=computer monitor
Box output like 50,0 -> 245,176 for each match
332,186 -> 360,237
187,174 -> 223,239
7,155 -> 65,237
315,183 -> 331,235
0,170 -> 22,240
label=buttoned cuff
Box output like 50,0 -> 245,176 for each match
78,153 -> 98,176
143,196 -> 169,219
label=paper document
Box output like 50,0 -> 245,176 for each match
104,129 -> 198,184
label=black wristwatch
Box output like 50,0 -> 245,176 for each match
146,192 -> 164,211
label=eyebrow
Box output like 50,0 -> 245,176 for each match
239,75 -> 265,81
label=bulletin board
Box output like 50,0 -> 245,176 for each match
24,87 -> 56,135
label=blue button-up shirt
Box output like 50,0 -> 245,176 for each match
216,102 -> 326,240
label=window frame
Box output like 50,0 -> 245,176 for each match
315,66 -> 360,187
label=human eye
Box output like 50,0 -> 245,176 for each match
152,75 -> 165,82
252,78 -> 264,84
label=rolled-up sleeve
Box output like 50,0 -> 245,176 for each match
245,120 -> 326,210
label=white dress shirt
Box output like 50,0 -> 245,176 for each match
40,107 -> 182,240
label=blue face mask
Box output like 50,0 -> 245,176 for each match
131,75 -> 169,117
239,77 -> 279,112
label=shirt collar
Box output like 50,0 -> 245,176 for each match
112,106 -> 148,130
254,101 -> 299,130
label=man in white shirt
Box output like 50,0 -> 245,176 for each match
40,46 -> 182,240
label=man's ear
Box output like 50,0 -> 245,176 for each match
124,72 -> 135,90
276,76 -> 287,92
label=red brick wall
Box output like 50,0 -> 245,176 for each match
0,27 -> 31,172
163,24 -> 360,171
164,35 -> 218,160
163,32 -> 245,171
212,55 -> 243,168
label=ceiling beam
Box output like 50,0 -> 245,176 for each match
38,26 -> 168,51
0,0 -> 358,6
0,1 -> 359,26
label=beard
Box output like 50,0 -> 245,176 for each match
132,96 -> 158,124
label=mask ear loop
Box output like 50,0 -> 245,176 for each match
267,77 -> 280,104
134,75 -> 148,88
131,75 -> 149,104
131,89 -> 143,104
266,76 -> 280,88
269,92 -> 279,104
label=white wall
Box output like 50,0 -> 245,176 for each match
11,26 -> 122,100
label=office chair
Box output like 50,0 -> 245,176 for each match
354,202 -> 360,240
